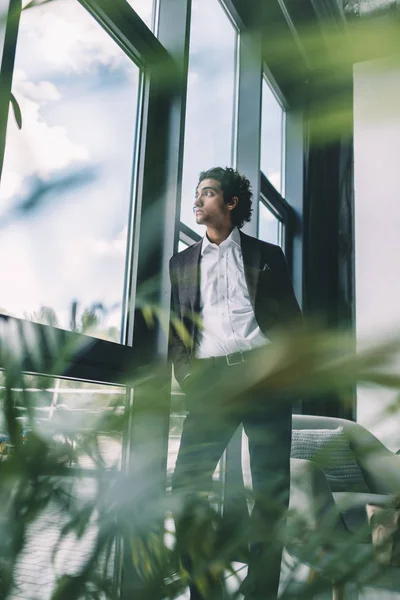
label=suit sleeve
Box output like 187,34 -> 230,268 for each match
168,260 -> 192,388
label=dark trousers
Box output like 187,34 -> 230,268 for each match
171,357 -> 292,600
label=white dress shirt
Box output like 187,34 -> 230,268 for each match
195,227 -> 269,358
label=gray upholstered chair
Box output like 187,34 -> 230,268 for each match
287,414 -> 400,599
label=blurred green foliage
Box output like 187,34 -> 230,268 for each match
0,0 -> 400,598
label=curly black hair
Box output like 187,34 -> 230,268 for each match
197,166 -> 253,228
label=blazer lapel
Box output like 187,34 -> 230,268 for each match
239,231 -> 262,310
184,240 -> 202,313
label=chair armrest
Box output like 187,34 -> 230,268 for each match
289,458 -> 347,534
359,452 -> 400,494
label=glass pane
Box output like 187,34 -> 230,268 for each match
2,375 -> 126,470
0,373 -> 125,597
180,0 -> 237,235
125,0 -> 155,30
261,79 -> 284,194
0,0 -> 140,343
258,202 -> 281,246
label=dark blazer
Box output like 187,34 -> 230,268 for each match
169,230 -> 301,387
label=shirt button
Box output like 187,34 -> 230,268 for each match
221,295 -> 225,300
222,312 -> 227,318
220,274 -> 225,279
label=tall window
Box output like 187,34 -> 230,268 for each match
258,200 -> 284,248
180,0 -> 238,236
0,0 -> 142,342
260,77 -> 285,195
258,74 -> 290,253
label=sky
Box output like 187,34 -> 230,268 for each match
261,79 -> 284,194
180,0 -> 283,234
0,0 -> 145,337
0,0 -> 284,340
180,0 -> 238,234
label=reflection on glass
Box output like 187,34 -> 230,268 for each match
0,0 -> 140,342
258,201 -> 282,247
3,374 -> 126,470
125,0 -> 155,30
261,79 -> 284,194
180,0 -> 237,235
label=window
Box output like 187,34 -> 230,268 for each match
180,0 -> 238,236
260,77 -> 285,195
258,200 -> 284,247
0,371 -> 127,597
0,0 -> 141,343
8,374 -> 127,470
258,74 -> 291,256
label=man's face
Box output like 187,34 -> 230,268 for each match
193,178 -> 231,227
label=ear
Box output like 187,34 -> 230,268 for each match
227,196 -> 239,211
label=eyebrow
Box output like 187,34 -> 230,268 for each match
195,186 -> 218,196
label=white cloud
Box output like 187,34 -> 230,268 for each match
20,0 -> 123,75
84,227 -> 128,259
0,223 -> 128,326
15,70 -> 61,103
0,69 -> 89,203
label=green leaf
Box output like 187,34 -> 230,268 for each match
10,93 -> 22,130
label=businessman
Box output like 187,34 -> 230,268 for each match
169,167 -> 301,599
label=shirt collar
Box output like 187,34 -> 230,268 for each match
201,227 -> 241,255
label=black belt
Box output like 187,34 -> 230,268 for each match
195,349 -> 255,368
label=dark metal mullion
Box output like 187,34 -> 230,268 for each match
79,0 -> 171,69
235,29 -> 263,237
224,11 -> 263,528
0,0 -> 21,182
259,194 -> 285,223
260,176 -> 297,270
179,221 -> 201,243
157,0 -> 192,258
260,172 -> 291,224
0,315 -> 138,385
120,1 -> 191,595
218,0 -> 246,30
120,70 -> 145,346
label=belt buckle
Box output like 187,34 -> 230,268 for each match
226,351 -> 244,366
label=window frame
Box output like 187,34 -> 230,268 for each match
177,0 -> 241,242
260,70 -> 287,197
258,68 -> 298,272
0,0 -> 176,384
259,172 -> 295,264
0,0 -> 306,593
